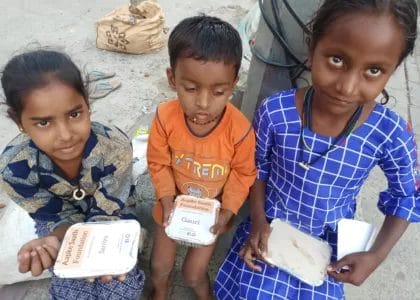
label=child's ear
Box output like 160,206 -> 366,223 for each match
233,76 -> 239,86
306,56 -> 312,70
306,38 -> 314,69
7,108 -> 24,132
166,68 -> 176,91
7,108 -> 19,125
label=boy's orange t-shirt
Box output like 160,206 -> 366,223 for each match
147,100 -> 257,225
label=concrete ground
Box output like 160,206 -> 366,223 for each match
0,0 -> 419,299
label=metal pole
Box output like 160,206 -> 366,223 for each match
240,0 -> 322,121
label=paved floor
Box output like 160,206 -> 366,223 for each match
0,1 -> 419,299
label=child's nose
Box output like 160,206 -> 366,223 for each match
336,71 -> 358,97
195,91 -> 210,109
56,122 -> 72,141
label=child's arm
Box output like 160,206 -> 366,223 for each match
239,179 -> 271,272
147,110 -> 177,224
217,126 -> 257,228
327,215 -> 409,285
248,179 -> 271,254
239,99 -> 275,271
329,119 -> 419,285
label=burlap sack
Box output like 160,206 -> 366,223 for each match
96,1 -> 165,54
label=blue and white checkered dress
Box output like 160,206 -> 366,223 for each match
214,89 -> 420,299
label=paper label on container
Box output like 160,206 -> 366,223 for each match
54,220 -> 140,278
165,195 -> 220,246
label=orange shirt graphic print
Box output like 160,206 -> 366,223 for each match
172,150 -> 230,199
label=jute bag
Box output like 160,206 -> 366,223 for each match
96,1 -> 165,54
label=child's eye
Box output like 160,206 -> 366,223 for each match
328,56 -> 344,67
184,86 -> 197,93
69,111 -> 82,119
365,68 -> 382,77
213,90 -> 226,96
36,120 -> 50,128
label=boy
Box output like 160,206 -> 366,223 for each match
147,16 -> 256,300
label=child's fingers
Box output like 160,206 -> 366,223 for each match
100,275 -> 113,283
327,268 -> 352,283
258,230 -> 270,256
162,212 -> 170,227
248,233 -> 261,254
35,246 -> 54,269
45,235 -> 61,249
210,223 -> 221,234
19,241 -> 37,255
42,244 -> 59,260
29,251 -> 43,276
116,274 -> 127,282
242,247 -> 262,272
162,208 -> 173,227
18,251 -> 31,273
328,255 -> 352,272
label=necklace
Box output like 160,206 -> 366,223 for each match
73,186 -> 86,200
298,87 -> 363,171
36,152 -> 87,200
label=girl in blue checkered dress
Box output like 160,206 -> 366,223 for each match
215,0 -> 420,299
0,50 -> 144,299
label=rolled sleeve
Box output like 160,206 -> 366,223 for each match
377,123 -> 420,222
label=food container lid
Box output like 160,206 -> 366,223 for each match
263,219 -> 332,286
54,219 -> 140,278
165,195 -> 220,247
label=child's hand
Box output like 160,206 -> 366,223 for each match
18,236 -> 61,276
0,203 -> 5,209
210,208 -> 233,235
160,196 -> 175,227
327,251 -> 383,286
239,218 -> 272,272
86,274 -> 127,283
247,217 -> 272,258
239,241 -> 262,271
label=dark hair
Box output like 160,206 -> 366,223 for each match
309,0 -> 417,64
168,15 -> 243,76
1,49 -> 88,121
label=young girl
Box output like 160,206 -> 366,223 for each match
215,0 -> 420,299
147,16 -> 256,300
0,50 -> 145,299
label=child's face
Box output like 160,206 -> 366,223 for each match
19,81 -> 91,168
167,57 -> 238,125
309,12 -> 405,114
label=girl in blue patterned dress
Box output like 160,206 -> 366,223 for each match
215,0 -> 420,299
0,50 -> 145,299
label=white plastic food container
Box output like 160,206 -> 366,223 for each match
54,220 -> 140,278
165,195 -> 220,247
263,219 -> 332,286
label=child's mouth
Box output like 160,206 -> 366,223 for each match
57,144 -> 77,154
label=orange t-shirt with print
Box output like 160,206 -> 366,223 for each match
147,100 -> 256,225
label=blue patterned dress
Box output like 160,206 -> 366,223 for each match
0,122 -> 145,300
215,89 -> 420,299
